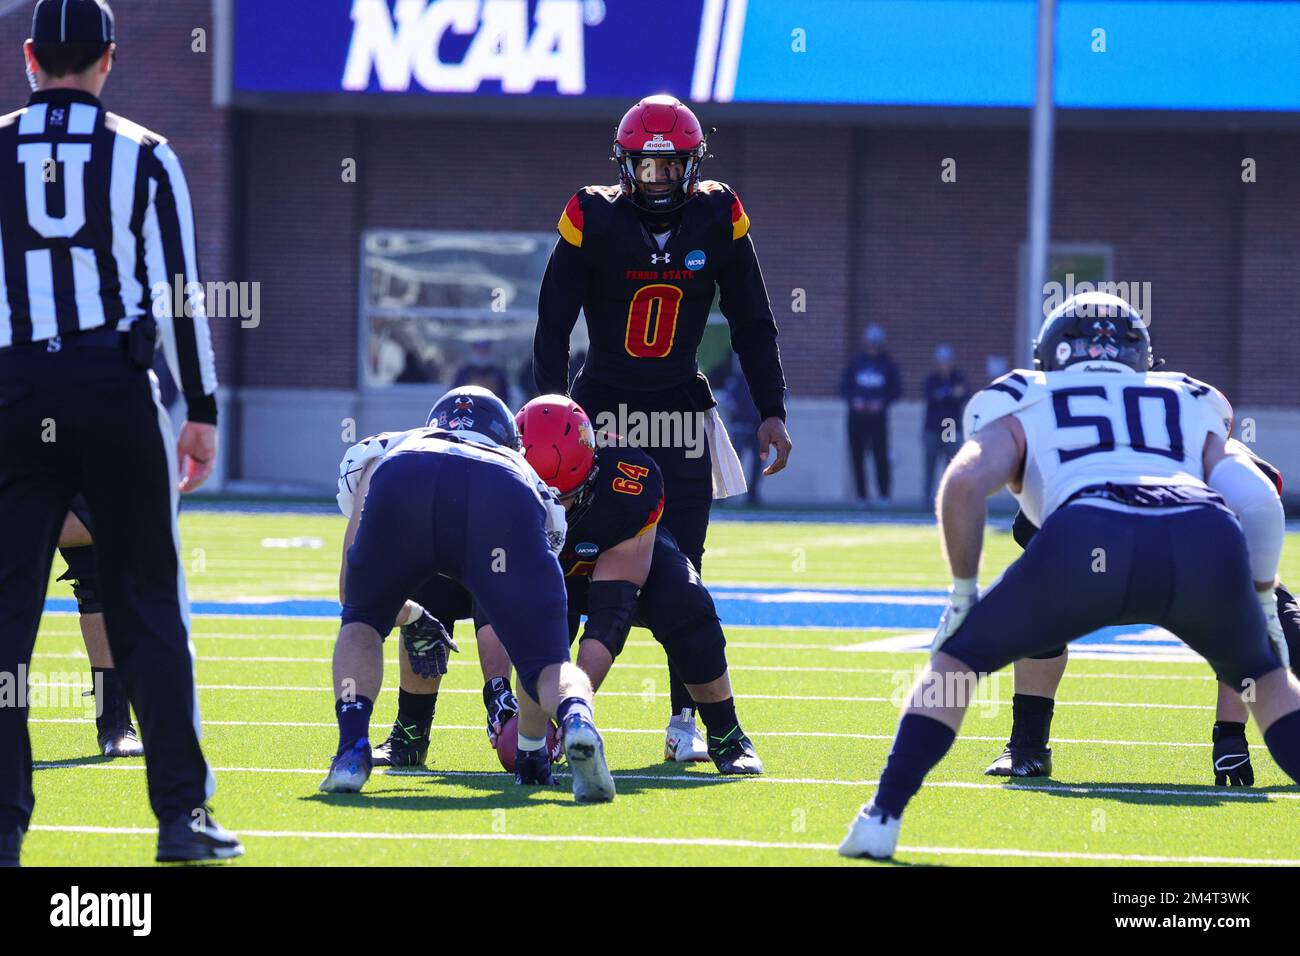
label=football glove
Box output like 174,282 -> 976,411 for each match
1212,721 -> 1254,787
1260,589 -> 1291,670
401,611 -> 459,679
484,676 -> 519,748
932,578 -> 978,653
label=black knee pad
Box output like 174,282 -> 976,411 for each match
1029,646 -> 1067,660
579,580 -> 640,659
657,614 -> 728,686
57,545 -> 102,614
1012,509 -> 1039,550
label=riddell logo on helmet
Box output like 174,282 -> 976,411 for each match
343,0 -> 594,95
641,136 -> 677,151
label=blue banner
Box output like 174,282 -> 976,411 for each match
232,0 -> 1300,111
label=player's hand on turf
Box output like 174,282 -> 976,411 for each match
401,611 -> 459,679
1259,588 -> 1291,669
932,580 -> 978,652
177,422 -> 218,494
1212,725 -> 1254,787
757,417 -> 792,476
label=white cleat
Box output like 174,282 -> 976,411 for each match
561,714 -> 616,804
664,709 -> 709,762
838,803 -> 901,859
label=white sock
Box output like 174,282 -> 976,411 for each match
518,734 -> 546,752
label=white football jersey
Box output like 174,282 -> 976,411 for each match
335,429 -> 568,554
963,363 -> 1233,527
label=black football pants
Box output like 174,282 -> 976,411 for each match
0,343 -> 213,834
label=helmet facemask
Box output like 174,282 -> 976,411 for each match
615,146 -> 705,213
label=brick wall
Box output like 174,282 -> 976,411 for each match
0,0 -> 235,380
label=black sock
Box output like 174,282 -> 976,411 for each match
92,666 -> 129,733
556,696 -> 593,726
1009,693 -> 1055,749
335,696 -> 374,755
696,698 -> 740,747
874,713 -> 958,817
396,688 -> 436,736
668,660 -> 693,719
1263,710 -> 1300,783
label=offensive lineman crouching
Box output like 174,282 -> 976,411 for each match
840,293 -> 1300,859
505,396 -> 762,782
319,388 -> 615,804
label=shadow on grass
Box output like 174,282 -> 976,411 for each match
995,779 -> 1297,807
33,754 -> 125,769
303,763 -> 748,812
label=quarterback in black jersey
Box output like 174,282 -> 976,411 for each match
533,94 -> 791,754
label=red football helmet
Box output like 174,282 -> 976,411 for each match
613,94 -> 708,213
516,395 -> 597,497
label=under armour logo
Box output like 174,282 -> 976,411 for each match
651,252 -> 671,264
46,336 -> 62,353
340,702 -> 363,712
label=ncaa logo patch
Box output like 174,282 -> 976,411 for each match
684,249 -> 707,270
575,542 -> 600,559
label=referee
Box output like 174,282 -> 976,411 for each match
0,0 -> 241,864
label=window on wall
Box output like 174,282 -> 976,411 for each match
359,230 -> 588,404
1016,242 -> 1115,369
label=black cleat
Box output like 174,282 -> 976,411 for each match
0,829 -> 22,867
371,721 -> 430,767
515,747 -> 559,786
985,745 -> 1052,777
97,724 -> 144,758
156,812 -> 244,863
708,732 -> 764,775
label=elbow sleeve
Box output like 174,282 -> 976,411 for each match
1209,454 -> 1285,584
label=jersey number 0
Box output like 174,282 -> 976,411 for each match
624,284 -> 682,359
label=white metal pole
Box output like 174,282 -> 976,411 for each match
1025,0 -> 1058,354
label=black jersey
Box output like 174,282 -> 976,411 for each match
560,446 -> 665,577
534,181 -> 786,422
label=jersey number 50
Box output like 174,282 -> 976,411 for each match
624,284 -> 683,359
1052,385 -> 1185,463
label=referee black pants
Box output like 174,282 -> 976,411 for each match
0,343 -> 213,834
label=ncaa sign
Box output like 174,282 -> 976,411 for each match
343,0 -> 598,95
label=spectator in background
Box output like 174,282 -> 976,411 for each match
921,344 -> 968,504
842,324 -> 901,507
453,339 -> 509,400
718,354 -> 764,506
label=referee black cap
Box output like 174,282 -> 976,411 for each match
31,0 -> 114,45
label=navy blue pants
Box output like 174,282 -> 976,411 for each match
342,451 -> 570,700
943,504 -> 1282,690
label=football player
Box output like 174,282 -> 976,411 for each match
506,395 -> 762,782
987,445 -> 1300,786
54,497 -> 142,758
533,95 -> 793,761
319,387 -> 614,804
840,292 -> 1300,859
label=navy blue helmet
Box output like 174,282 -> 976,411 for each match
426,386 -> 520,451
1033,291 -> 1154,373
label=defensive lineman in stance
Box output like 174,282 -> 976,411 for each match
840,293 -> 1300,859
319,387 -> 614,803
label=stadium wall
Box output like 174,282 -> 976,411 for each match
1,2 -> 1296,505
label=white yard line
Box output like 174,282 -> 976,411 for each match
26,717 -> 1247,749
24,823 -> 1300,866
33,682 -> 1217,709
29,761 -> 1300,801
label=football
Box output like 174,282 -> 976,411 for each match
494,716 -> 562,773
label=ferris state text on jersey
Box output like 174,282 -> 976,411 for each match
559,446 -> 665,578
547,181 -> 776,398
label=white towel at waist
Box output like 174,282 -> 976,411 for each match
705,407 -> 748,499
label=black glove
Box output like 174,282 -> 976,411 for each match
1212,721 -> 1254,787
484,676 -> 519,747
401,611 -> 458,679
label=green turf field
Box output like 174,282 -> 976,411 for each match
21,510 -> 1300,866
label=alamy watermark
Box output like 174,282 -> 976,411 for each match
152,274 -> 261,328
592,405 -> 708,459
1043,273 -> 1153,325
0,666 -> 101,716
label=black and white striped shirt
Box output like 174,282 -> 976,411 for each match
0,88 -> 218,423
